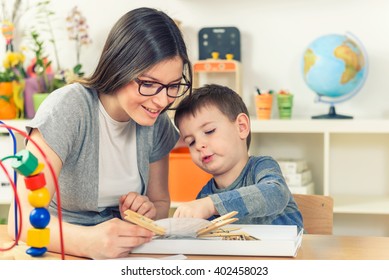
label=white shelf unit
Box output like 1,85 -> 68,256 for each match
0,120 -> 29,222
2,119 -> 389,236
249,119 -> 389,237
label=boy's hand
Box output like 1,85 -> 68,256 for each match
173,197 -> 216,219
119,192 -> 157,220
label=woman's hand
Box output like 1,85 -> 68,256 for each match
82,218 -> 154,259
173,197 -> 216,219
119,192 -> 157,220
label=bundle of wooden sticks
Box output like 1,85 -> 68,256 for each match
123,210 -> 259,240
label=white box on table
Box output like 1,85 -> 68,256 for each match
132,224 -> 303,257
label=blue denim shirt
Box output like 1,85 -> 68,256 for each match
197,156 -> 303,230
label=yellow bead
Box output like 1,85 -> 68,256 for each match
27,228 -> 50,248
28,187 -> 50,208
30,162 -> 45,176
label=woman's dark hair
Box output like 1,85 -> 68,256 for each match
80,7 -> 192,99
174,84 -> 251,149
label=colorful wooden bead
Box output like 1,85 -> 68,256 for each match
24,172 -> 47,191
26,228 -> 50,248
28,187 -> 50,208
30,162 -> 45,176
10,150 -> 38,176
30,208 -> 50,229
26,247 -> 47,257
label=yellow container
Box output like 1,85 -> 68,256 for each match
168,147 -> 212,202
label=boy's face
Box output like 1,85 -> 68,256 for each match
178,105 -> 249,180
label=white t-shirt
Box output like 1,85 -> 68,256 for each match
98,101 -> 141,207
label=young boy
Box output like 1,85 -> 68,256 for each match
172,84 -> 303,229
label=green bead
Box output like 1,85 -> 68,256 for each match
11,150 -> 38,176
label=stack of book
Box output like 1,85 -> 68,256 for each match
276,159 -> 314,195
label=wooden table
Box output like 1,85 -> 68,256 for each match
1,225 -> 388,260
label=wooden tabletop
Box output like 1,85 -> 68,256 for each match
1,225 -> 388,260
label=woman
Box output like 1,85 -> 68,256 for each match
8,7 -> 192,259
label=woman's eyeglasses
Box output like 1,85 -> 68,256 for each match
134,75 -> 191,98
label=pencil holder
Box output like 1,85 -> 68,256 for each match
255,94 -> 273,120
277,93 -> 294,119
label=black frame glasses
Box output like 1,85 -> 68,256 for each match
134,75 -> 191,98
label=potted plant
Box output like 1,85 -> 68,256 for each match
0,69 -> 18,119
27,30 -> 53,113
65,6 -> 92,79
0,49 -> 26,119
23,0 -> 63,118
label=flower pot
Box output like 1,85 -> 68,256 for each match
33,92 -> 50,114
277,93 -> 294,119
24,76 -> 53,119
255,94 -> 273,120
0,82 -> 17,119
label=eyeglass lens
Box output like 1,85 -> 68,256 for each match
139,81 -> 190,97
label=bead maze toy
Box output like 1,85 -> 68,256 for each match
0,121 -> 65,259
11,149 -> 50,256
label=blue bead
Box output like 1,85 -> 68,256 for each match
29,208 -> 50,229
26,246 -> 47,257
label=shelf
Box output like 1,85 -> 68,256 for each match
248,119 -> 389,236
334,195 -> 389,215
1,119 -> 388,236
193,59 -> 240,72
250,119 -> 389,133
0,119 -> 30,132
1,120 -> 29,207
193,59 -> 242,96
172,197 -> 389,215
0,187 -> 12,205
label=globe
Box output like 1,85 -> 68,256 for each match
302,32 -> 368,119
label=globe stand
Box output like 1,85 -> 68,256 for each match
312,105 -> 353,119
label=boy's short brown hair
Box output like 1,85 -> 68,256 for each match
174,84 -> 251,149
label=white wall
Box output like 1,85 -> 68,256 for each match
3,0 -> 389,119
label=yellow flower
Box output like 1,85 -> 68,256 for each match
3,51 -> 25,69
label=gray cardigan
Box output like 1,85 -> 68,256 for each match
28,83 -> 179,225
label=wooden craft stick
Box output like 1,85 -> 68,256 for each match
214,227 -> 241,232
123,209 -> 166,235
199,231 -> 247,238
199,231 -> 259,240
197,218 -> 239,236
211,211 -> 238,224
197,211 -> 239,236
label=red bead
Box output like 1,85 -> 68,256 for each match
24,172 -> 46,191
